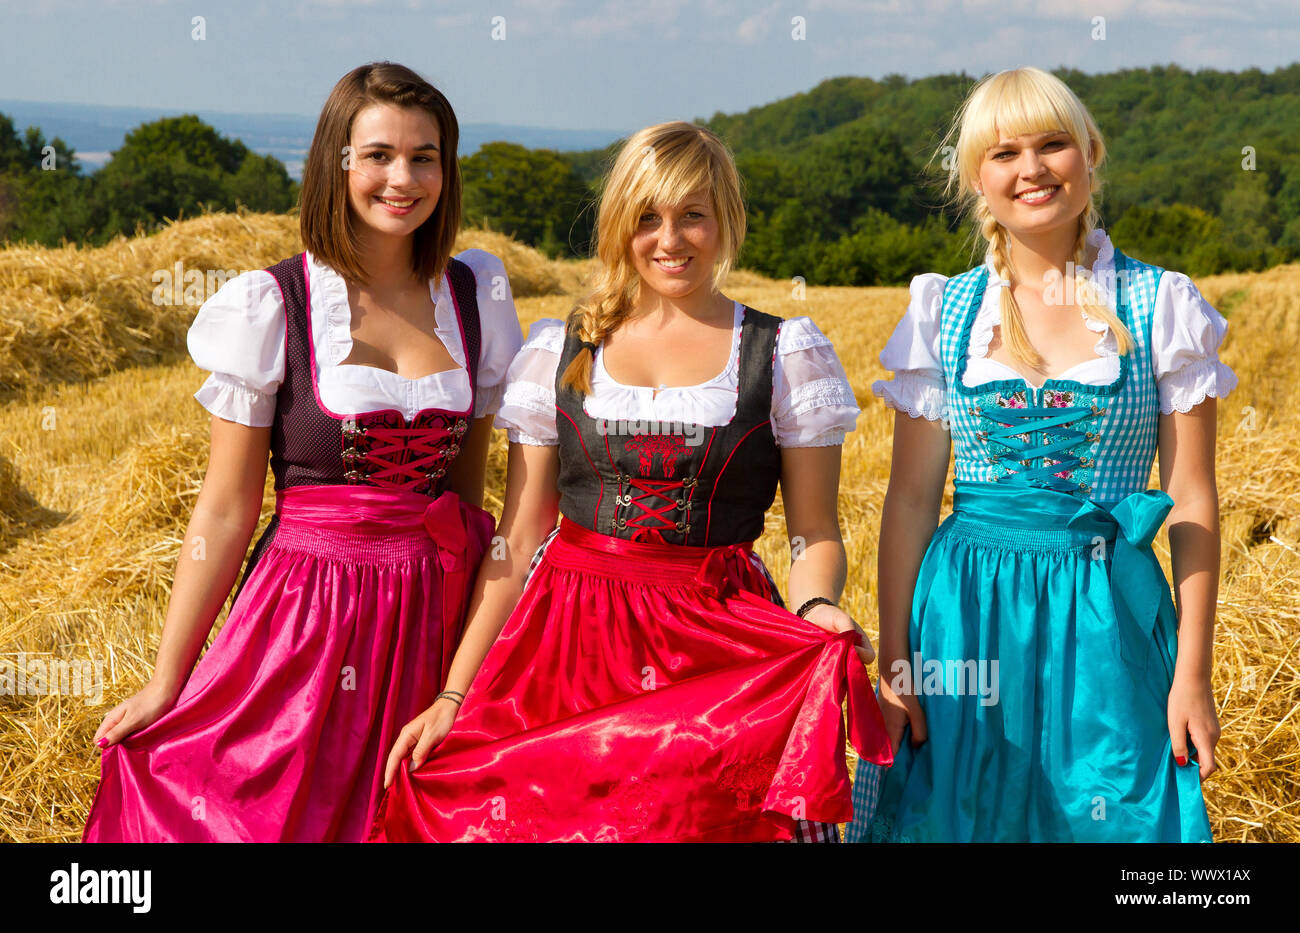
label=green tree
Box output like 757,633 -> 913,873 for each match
462,142 -> 593,257
0,114 -> 27,174
86,115 -> 296,243
0,113 -> 85,243
1110,204 -> 1225,275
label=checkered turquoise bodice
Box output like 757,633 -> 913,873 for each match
939,251 -> 1163,507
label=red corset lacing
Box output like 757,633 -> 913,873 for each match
343,418 -> 467,489
618,434 -> 695,542
619,476 -> 696,543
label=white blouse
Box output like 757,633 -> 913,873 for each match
187,249 -> 523,426
497,304 -> 861,448
873,229 -> 1238,419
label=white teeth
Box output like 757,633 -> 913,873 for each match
379,197 -> 415,207
1017,187 -> 1057,202
657,257 -> 688,267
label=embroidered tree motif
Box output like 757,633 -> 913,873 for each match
501,796 -> 553,843
625,434 -> 688,478
717,756 -> 779,810
603,775 -> 661,838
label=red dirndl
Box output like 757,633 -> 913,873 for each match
368,517 -> 892,842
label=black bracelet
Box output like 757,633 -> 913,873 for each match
435,690 -> 465,706
796,597 -> 836,619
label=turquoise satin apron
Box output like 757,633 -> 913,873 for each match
850,481 -> 1211,842
848,250 -> 1212,842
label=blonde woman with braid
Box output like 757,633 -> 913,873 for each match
848,67 -> 1234,843
369,121 -> 891,842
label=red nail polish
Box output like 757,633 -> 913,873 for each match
1175,755 -> 1187,766
97,738 -> 108,748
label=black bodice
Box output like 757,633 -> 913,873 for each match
554,308 -> 783,548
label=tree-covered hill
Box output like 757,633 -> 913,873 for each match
688,64 -> 1300,281
3,64 -> 1296,283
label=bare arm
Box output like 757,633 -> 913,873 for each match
385,440 -> 560,784
95,416 -> 271,745
1157,399 -> 1221,778
780,445 -> 873,664
876,411 -> 951,749
781,445 -> 847,609
878,413 -> 951,661
442,441 -> 560,696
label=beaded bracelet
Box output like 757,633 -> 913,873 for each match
796,597 -> 836,619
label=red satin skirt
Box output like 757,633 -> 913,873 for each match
368,518 -> 892,842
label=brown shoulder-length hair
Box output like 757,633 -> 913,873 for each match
299,62 -> 461,285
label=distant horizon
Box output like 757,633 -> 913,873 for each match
11,55 -> 1300,123
7,55 -> 1297,180
0,97 -> 634,180
4,0 -> 1297,135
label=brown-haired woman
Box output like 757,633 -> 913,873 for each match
82,62 -> 521,842
369,121 -> 891,843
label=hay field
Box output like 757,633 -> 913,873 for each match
1,212 -> 1295,842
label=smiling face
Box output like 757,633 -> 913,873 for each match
346,103 -> 443,242
629,188 -> 721,303
976,128 -> 1093,241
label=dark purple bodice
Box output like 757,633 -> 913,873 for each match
235,253 -> 481,594
263,252 -> 481,494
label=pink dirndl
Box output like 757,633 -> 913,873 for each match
82,485 -> 494,842
83,252 -> 496,842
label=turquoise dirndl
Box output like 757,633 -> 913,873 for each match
849,250 -> 1216,842
847,480 -> 1212,842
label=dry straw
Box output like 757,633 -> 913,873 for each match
1,214 -> 1295,841
0,209 -> 592,400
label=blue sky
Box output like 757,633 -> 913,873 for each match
2,0 -> 1297,134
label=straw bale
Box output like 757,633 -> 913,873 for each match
1,218 -> 1296,841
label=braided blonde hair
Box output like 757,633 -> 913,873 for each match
942,67 -> 1133,369
560,122 -> 746,394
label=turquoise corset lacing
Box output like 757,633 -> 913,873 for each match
974,401 -> 1107,494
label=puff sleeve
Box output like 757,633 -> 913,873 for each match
1150,272 -> 1239,414
495,318 -> 566,445
771,317 -> 861,447
186,270 -> 285,427
457,249 -> 524,419
870,273 -> 948,421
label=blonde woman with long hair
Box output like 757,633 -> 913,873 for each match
372,121 -> 891,842
850,67 -> 1234,842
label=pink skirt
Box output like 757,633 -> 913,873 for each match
82,484 -> 495,842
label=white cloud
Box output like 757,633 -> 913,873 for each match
736,4 -> 781,43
